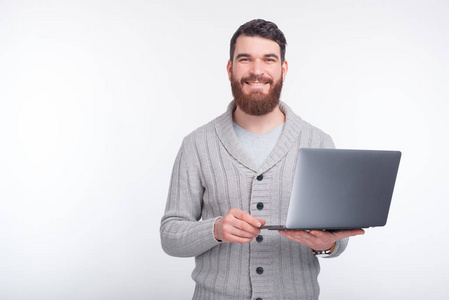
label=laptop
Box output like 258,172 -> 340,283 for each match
261,148 -> 401,230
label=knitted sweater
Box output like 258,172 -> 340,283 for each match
160,101 -> 349,300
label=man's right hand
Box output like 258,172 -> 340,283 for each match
214,208 -> 266,243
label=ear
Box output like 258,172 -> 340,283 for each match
227,60 -> 232,81
281,60 -> 288,82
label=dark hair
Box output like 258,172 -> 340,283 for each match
230,19 -> 287,63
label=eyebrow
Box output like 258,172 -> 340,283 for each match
235,53 -> 280,60
235,53 -> 251,60
264,53 -> 279,60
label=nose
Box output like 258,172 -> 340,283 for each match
249,60 -> 264,76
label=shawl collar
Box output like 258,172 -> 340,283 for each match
214,100 -> 305,174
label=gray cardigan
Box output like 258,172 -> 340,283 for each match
160,101 -> 348,300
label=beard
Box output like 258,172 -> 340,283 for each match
230,73 -> 283,116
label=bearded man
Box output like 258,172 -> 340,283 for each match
160,19 -> 364,300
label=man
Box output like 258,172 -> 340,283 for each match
160,19 -> 364,300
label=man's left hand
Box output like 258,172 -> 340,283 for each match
278,229 -> 365,251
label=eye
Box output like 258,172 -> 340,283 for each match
265,58 -> 275,62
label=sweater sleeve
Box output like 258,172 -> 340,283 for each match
160,141 -> 220,257
325,237 -> 349,258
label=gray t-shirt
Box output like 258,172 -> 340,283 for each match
233,122 -> 284,168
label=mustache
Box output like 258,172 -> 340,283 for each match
240,75 -> 273,85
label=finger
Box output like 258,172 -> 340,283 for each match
282,231 -> 327,249
222,212 -> 260,236
308,230 -> 326,237
333,229 -> 365,240
289,230 -> 316,240
222,214 -> 260,236
233,219 -> 261,236
231,208 -> 263,228
258,218 -> 266,226
226,222 -> 259,238
278,230 -> 294,240
279,230 -> 299,241
283,230 -> 337,249
309,229 -> 364,240
279,230 -> 314,244
307,230 -> 334,241
279,231 -> 316,247
222,224 -> 258,243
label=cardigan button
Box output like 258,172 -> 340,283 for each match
256,174 -> 263,181
256,235 -> 263,242
256,267 -> 264,275
256,298 -> 263,300
256,202 -> 264,210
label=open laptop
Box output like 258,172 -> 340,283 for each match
261,148 -> 401,230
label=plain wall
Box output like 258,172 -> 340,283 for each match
1,1 -> 448,299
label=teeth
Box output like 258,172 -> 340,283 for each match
248,82 -> 265,85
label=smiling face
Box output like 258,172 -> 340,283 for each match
227,35 -> 288,116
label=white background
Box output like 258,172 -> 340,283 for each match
1,1 -> 448,299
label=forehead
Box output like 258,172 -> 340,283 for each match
234,35 -> 281,59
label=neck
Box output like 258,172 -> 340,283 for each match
233,103 -> 285,135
